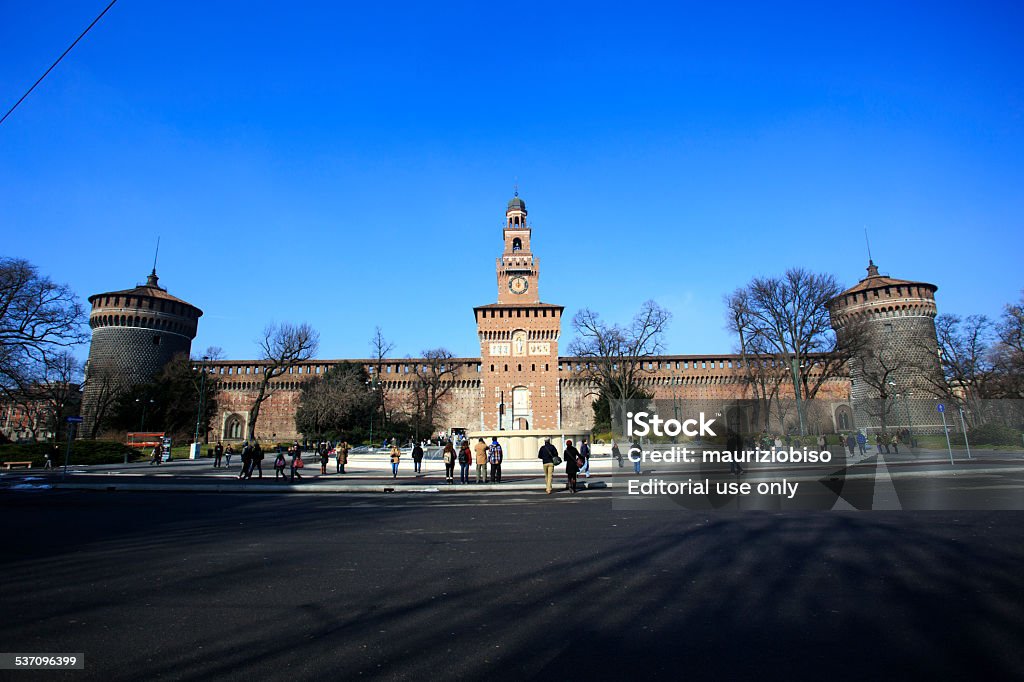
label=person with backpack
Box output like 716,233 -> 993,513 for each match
458,441 -> 471,484
563,439 -> 581,494
442,442 -> 456,484
487,437 -> 503,484
274,447 -> 288,480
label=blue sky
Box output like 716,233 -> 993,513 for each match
2,1 -> 1022,361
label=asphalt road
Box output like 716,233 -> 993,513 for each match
1,490 -> 1023,681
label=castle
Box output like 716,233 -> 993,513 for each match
79,194 -> 946,453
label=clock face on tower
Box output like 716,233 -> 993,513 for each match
509,276 -> 529,295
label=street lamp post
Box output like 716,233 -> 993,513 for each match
190,355 -> 210,459
890,381 -> 916,448
136,397 -> 154,432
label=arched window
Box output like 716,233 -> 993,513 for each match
835,405 -> 853,432
512,237 -> 522,251
225,414 -> 244,440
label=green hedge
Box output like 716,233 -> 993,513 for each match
969,423 -> 1022,446
0,441 -> 142,467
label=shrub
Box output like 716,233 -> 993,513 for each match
969,423 -> 1021,446
0,441 -> 142,467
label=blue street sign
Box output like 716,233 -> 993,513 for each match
936,403 -> 945,413
66,416 -> 83,423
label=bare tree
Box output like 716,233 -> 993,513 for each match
930,314 -> 996,402
0,257 -> 87,401
368,326 -> 394,430
991,293 -> 1024,398
726,269 -> 861,433
850,343 -> 904,433
34,350 -> 83,441
82,360 -> 124,439
410,348 -> 456,439
725,289 -> 787,431
247,323 -> 319,440
569,300 -> 671,404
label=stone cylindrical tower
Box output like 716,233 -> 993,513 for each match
827,261 -> 943,435
80,270 -> 203,438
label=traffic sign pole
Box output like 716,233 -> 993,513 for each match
62,416 -> 83,478
938,404 -> 953,465
958,408 -> 972,459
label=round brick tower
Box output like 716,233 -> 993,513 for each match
827,260 -> 943,435
80,269 -> 203,438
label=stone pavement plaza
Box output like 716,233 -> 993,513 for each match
8,445 -> 1024,497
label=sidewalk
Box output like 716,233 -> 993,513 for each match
6,448 -> 1024,495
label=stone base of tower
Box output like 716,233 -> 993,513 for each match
467,429 -> 591,461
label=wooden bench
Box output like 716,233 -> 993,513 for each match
2,461 -> 33,470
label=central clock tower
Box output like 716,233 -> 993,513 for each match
474,193 -> 563,432
496,193 -> 540,304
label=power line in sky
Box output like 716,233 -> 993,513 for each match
0,0 -> 119,128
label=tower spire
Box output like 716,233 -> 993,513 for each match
864,228 -> 879,277
146,237 -> 161,287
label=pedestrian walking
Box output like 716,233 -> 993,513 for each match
442,442 -> 456,484
564,439 -> 581,493
875,433 -> 887,455
224,444 -> 234,468
890,433 -> 899,455
538,438 -> 559,494
336,441 -> 349,474
213,441 -> 224,468
727,428 -> 745,475
487,437 -> 503,483
612,440 -> 623,468
474,437 -> 488,483
43,454 -> 52,469
630,439 -> 642,475
458,441 -> 471,484
320,443 -> 329,475
250,441 -> 264,479
412,442 -> 424,474
238,441 -> 252,479
845,433 -> 856,456
389,442 -> 401,479
856,432 -> 867,456
274,448 -> 288,479
580,438 -> 591,478
149,441 -> 164,466
290,445 -> 304,482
